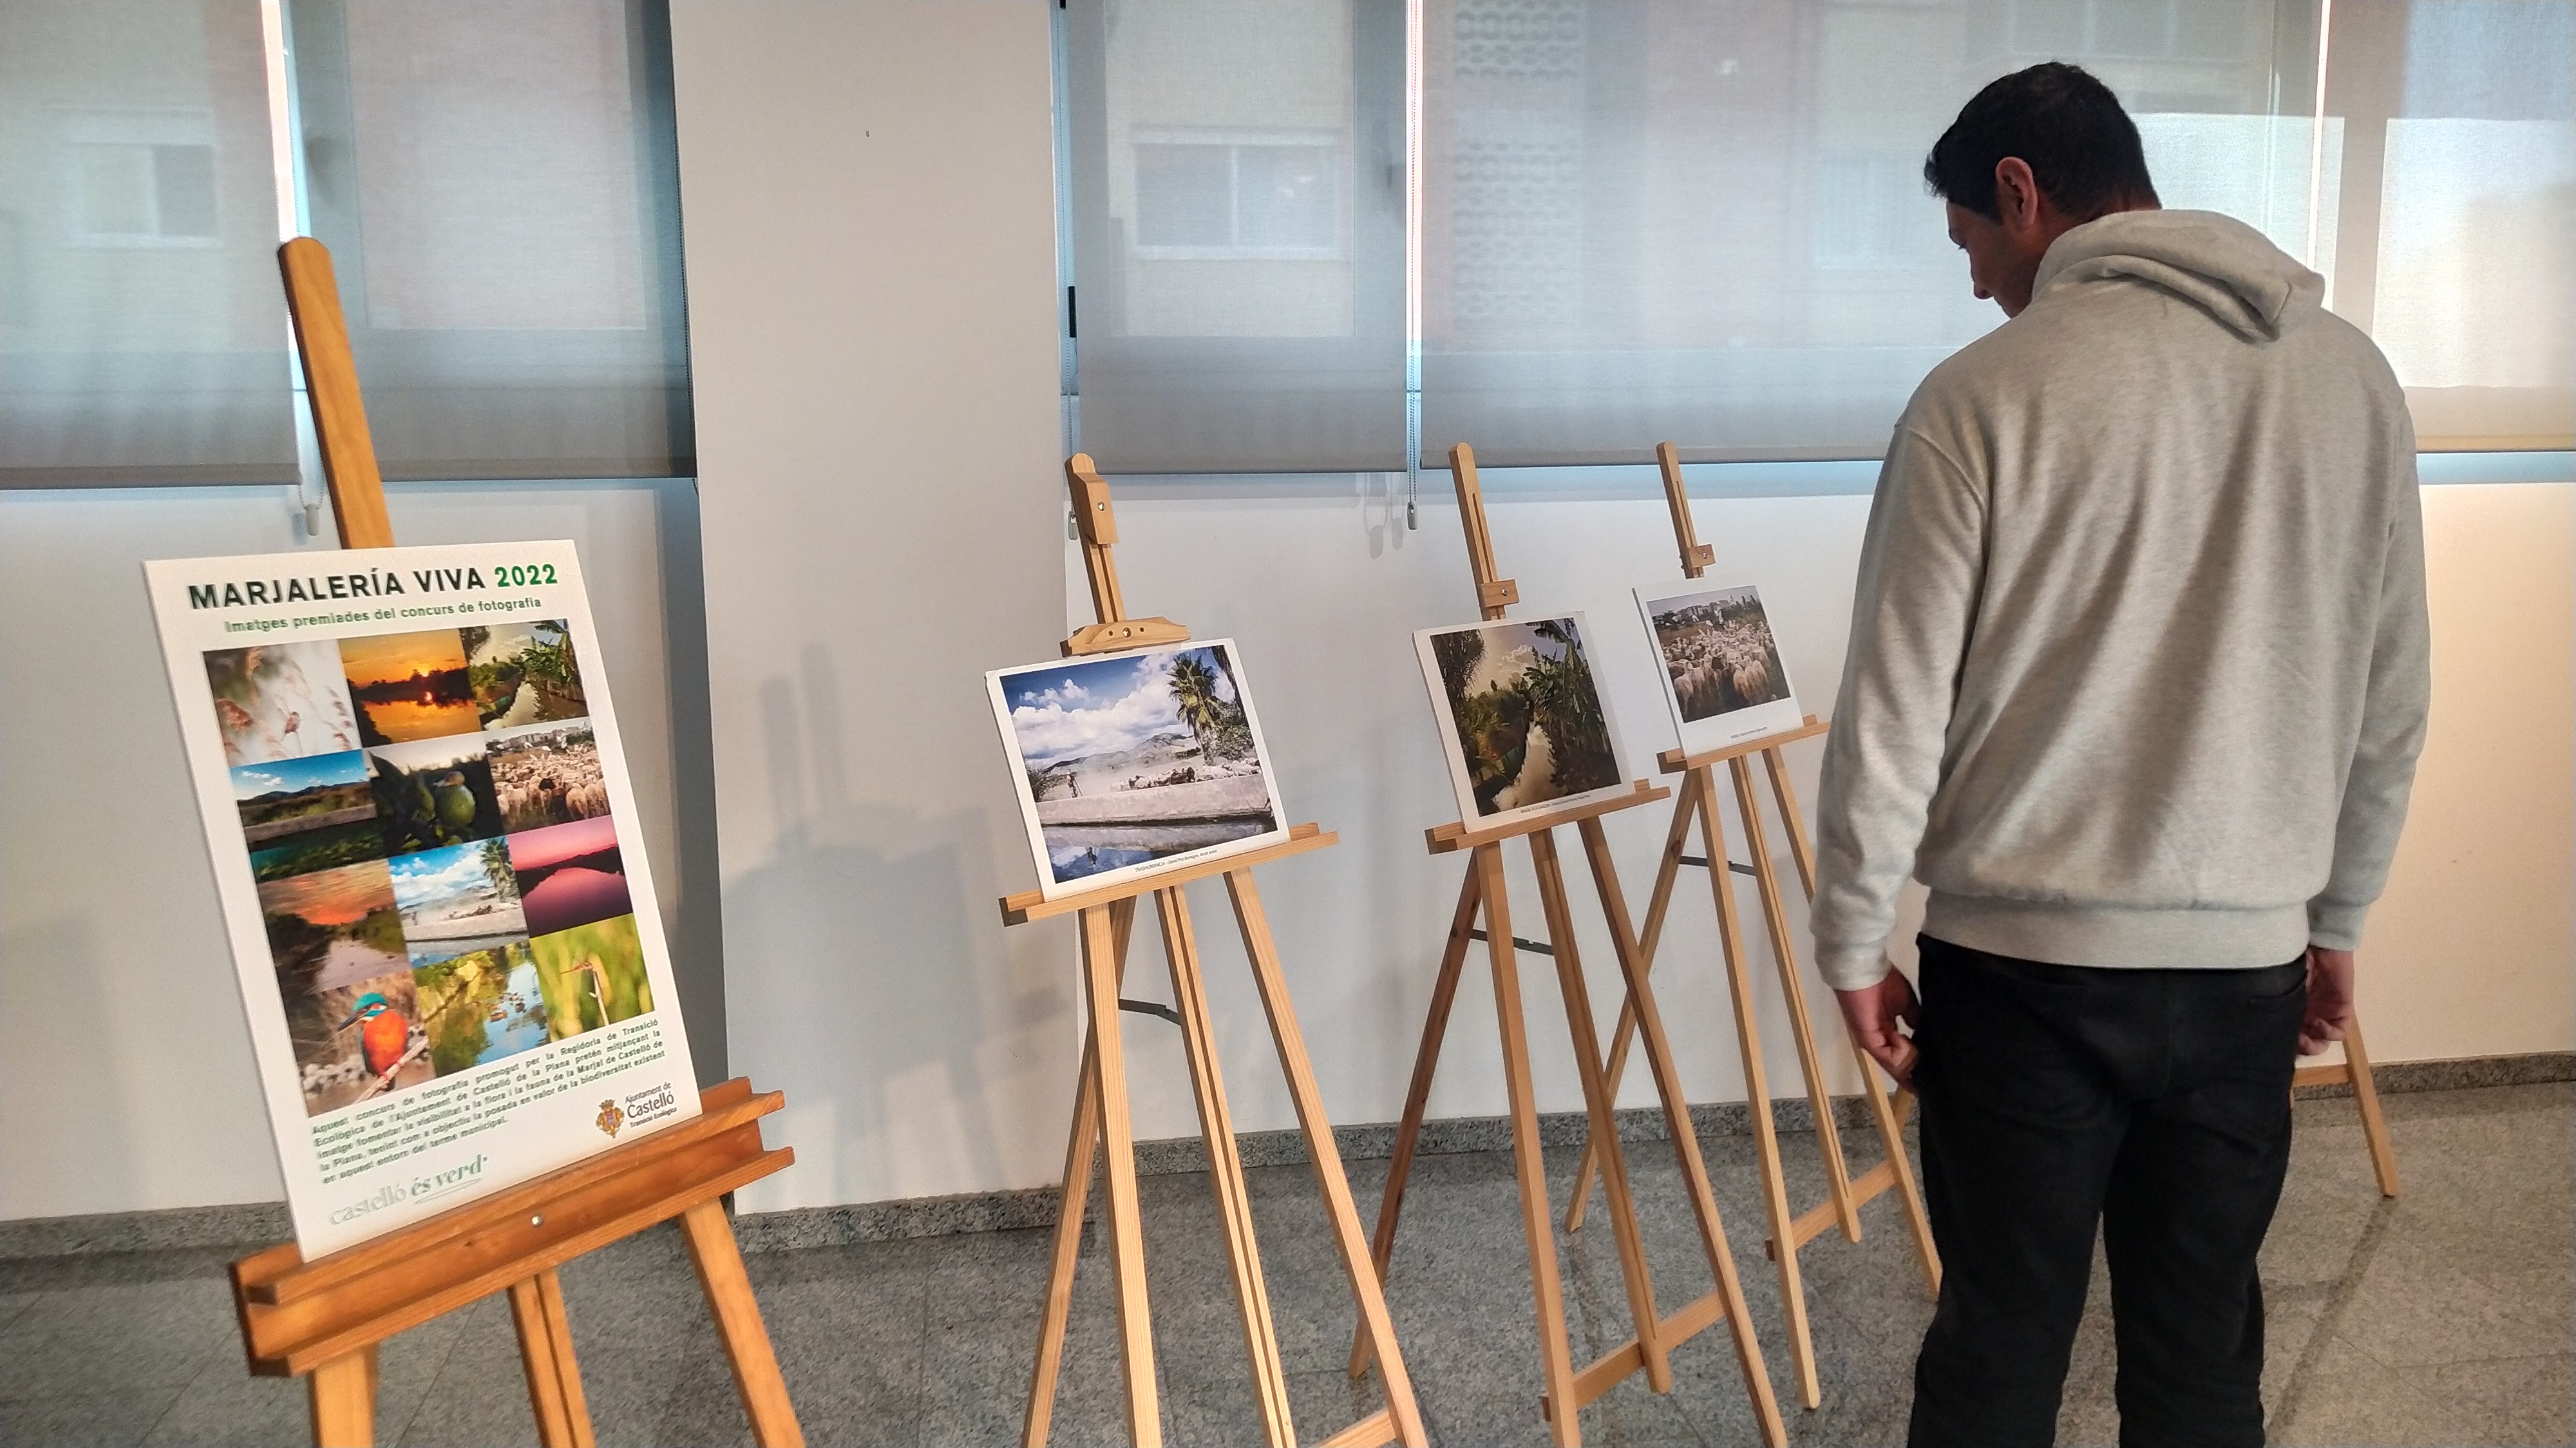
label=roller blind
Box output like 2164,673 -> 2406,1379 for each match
0,0 -> 299,486
1061,0 -> 1408,473
1417,0 -> 2326,466
0,0 -> 694,488
289,0 -> 694,481
1061,0 -> 2566,471
2324,0 -> 2575,449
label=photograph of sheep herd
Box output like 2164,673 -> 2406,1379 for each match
202,620 -> 650,1118
1646,586 -> 1792,721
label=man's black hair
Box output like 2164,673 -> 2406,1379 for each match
1924,62 -> 2160,222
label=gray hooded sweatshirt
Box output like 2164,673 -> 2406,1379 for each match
1810,209 -> 2430,991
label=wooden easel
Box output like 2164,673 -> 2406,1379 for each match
2297,1022 -> 2401,1196
1010,456 -> 1426,1448
231,237 -> 804,1448
1564,442 -> 1940,1411
1349,443 -> 1787,1448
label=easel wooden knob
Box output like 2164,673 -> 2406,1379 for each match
1011,457 -> 1427,1448
1352,443 -> 1786,1447
236,238 -> 806,1448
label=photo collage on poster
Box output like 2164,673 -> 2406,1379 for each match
209,622 -> 653,1118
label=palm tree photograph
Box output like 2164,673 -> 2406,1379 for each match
1416,614 -> 1626,823
989,640 -> 1284,891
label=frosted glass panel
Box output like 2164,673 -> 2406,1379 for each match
1418,0 -> 2304,466
1064,0 -> 1406,472
290,0 -> 694,480
0,0 -> 297,486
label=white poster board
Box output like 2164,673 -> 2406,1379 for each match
1414,613 -> 1634,831
987,639 -> 1290,900
145,541 -> 697,1257
1632,582 -> 1804,756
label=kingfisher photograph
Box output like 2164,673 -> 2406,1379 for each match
339,627 -> 479,745
258,858 -> 433,1115
203,640 -> 364,766
286,967 -> 433,1117
368,734 -> 506,855
985,639 -> 1286,897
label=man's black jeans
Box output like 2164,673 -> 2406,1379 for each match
1905,935 -> 2307,1448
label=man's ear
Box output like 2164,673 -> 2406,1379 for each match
1993,156 -> 2043,236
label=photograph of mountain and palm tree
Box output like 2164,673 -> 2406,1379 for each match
339,629 -> 478,745
1416,615 -> 1626,824
368,736 -> 505,855
388,839 -> 528,967
463,620 -> 586,728
508,814 -> 630,937
989,641 -> 1284,892
204,641 -> 363,766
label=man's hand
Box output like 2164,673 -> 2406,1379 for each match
1837,966 -> 1922,1090
2300,946 -> 2356,1056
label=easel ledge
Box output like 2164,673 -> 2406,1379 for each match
1426,781 -> 1671,853
999,824 -> 1336,925
232,1080 -> 790,1376
1654,716 -> 1830,774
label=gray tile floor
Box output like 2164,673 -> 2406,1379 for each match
3,1083 -> 2566,1446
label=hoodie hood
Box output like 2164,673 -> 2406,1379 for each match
2032,209 -> 2324,342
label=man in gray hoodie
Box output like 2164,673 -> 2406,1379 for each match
1812,64 -> 2429,1447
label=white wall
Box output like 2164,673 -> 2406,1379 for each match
668,0 -> 1078,1214
1058,479 -> 2576,1148
0,480 -> 717,1221
6,0 -> 2566,1226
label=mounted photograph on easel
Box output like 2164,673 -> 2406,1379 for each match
1414,613 -> 1632,830
1634,582 -> 1805,755
145,541 -> 699,1256
987,639 -> 1289,900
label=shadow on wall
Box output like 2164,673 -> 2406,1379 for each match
724,647 -> 1075,1207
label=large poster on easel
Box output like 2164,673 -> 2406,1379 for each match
146,540 -> 698,1258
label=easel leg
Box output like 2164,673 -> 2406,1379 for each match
508,1270 -> 597,1448
2344,1013 -> 2401,1197
1765,752 -> 1939,1291
308,1346 -> 378,1448
1697,766 -> 1821,1409
1728,757 -> 1860,1243
1566,780 -> 1700,1232
1080,904 -> 1163,1447
1226,869 -> 1429,1447
679,1201 -> 804,1448
1576,819 -> 1789,1448
1158,888 -> 1296,1448
1347,862 -> 1480,1379
1528,829 -> 1670,1395
1027,898 -> 1137,1448
1477,844 -> 1585,1447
